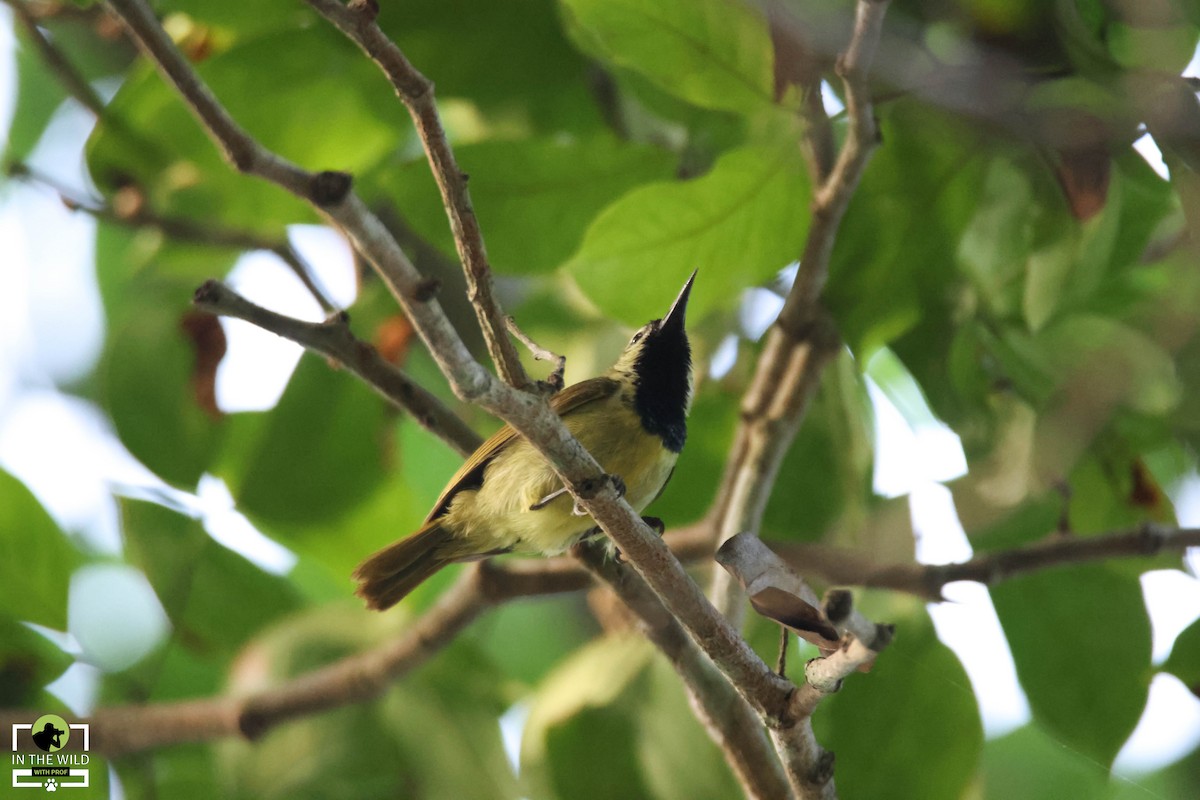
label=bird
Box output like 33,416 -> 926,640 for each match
354,272 -> 697,610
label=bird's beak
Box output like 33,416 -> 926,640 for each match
662,270 -> 696,332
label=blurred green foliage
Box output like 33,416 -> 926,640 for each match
4,0 -> 1200,796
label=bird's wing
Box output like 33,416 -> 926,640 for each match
425,377 -> 621,521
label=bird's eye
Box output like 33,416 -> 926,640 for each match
631,330 -> 644,344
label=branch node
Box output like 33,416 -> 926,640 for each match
870,622 -> 896,652
577,473 -> 622,501
193,279 -> 221,307
347,0 -> 379,21
804,659 -> 843,694
323,309 -> 351,328
776,626 -> 789,677
814,748 -> 837,784
230,146 -> 256,174
505,315 -> 566,394
822,588 -> 853,625
414,276 -> 442,302
237,710 -> 268,741
310,170 -> 353,207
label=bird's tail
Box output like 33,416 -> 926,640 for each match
353,520 -> 455,611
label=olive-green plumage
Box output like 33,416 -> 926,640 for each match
354,273 -> 696,610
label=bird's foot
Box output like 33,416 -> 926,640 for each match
572,473 -> 626,515
641,516 -> 665,535
610,474 -> 627,498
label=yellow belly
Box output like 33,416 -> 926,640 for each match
440,395 -> 678,555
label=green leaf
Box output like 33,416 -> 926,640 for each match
4,27 -> 68,163
560,0 -> 774,115
157,0 -> 314,38
1063,454 -> 1168,537
4,12 -> 132,162
815,612 -> 982,800
259,416 -> 458,589
219,607 -> 517,800
373,136 -> 676,274
1023,150 -> 1176,330
379,0 -> 605,132
981,723 -> 1109,800
635,656 -> 744,800
93,221 -> 244,331
763,351 -> 875,543
121,499 -> 303,655
221,355 -> 390,526
0,615 -> 73,706
523,637 -> 655,799
959,158 -> 1039,321
991,564 -> 1152,766
113,745 -> 222,800
522,636 -> 741,800
99,297 -> 225,488
1107,22 -> 1200,73
568,141 -> 810,326
471,596 -> 597,686
829,102 -> 986,358
379,642 -> 520,800
1035,314 -> 1182,416
87,27 -> 411,235
0,469 -> 81,630
1163,616 -> 1200,695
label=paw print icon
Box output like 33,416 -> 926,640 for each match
44,778 -> 58,792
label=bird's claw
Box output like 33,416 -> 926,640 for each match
609,474 -> 627,499
572,473 -> 626,515
641,516 -> 665,535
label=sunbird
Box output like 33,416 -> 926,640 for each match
354,272 -> 696,610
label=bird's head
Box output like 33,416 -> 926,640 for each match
611,270 -> 696,452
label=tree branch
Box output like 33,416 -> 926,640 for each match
9,162 -> 338,312
774,523 -> 1200,601
506,315 -> 566,393
101,2 -> 868,794
718,533 -> 892,799
55,562 -> 559,756
0,523 -> 724,757
709,0 -> 889,624
304,0 -> 531,390
574,542 -> 794,800
192,279 -> 481,457
4,0 -> 107,118
8,517 -> 1188,766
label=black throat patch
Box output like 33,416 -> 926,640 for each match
632,327 -> 691,453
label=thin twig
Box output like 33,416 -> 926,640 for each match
575,542 -> 794,800
774,524 -> 1200,601
193,280 -> 480,457
10,162 -> 338,312
801,79 -> 837,184
709,0 -> 890,632
4,513 -> 1189,761
776,627 -> 789,677
304,0 -> 531,390
38,562 -> 559,756
718,534 -> 891,800
506,315 -> 566,393
0,529 -> 700,758
4,0 -> 107,118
